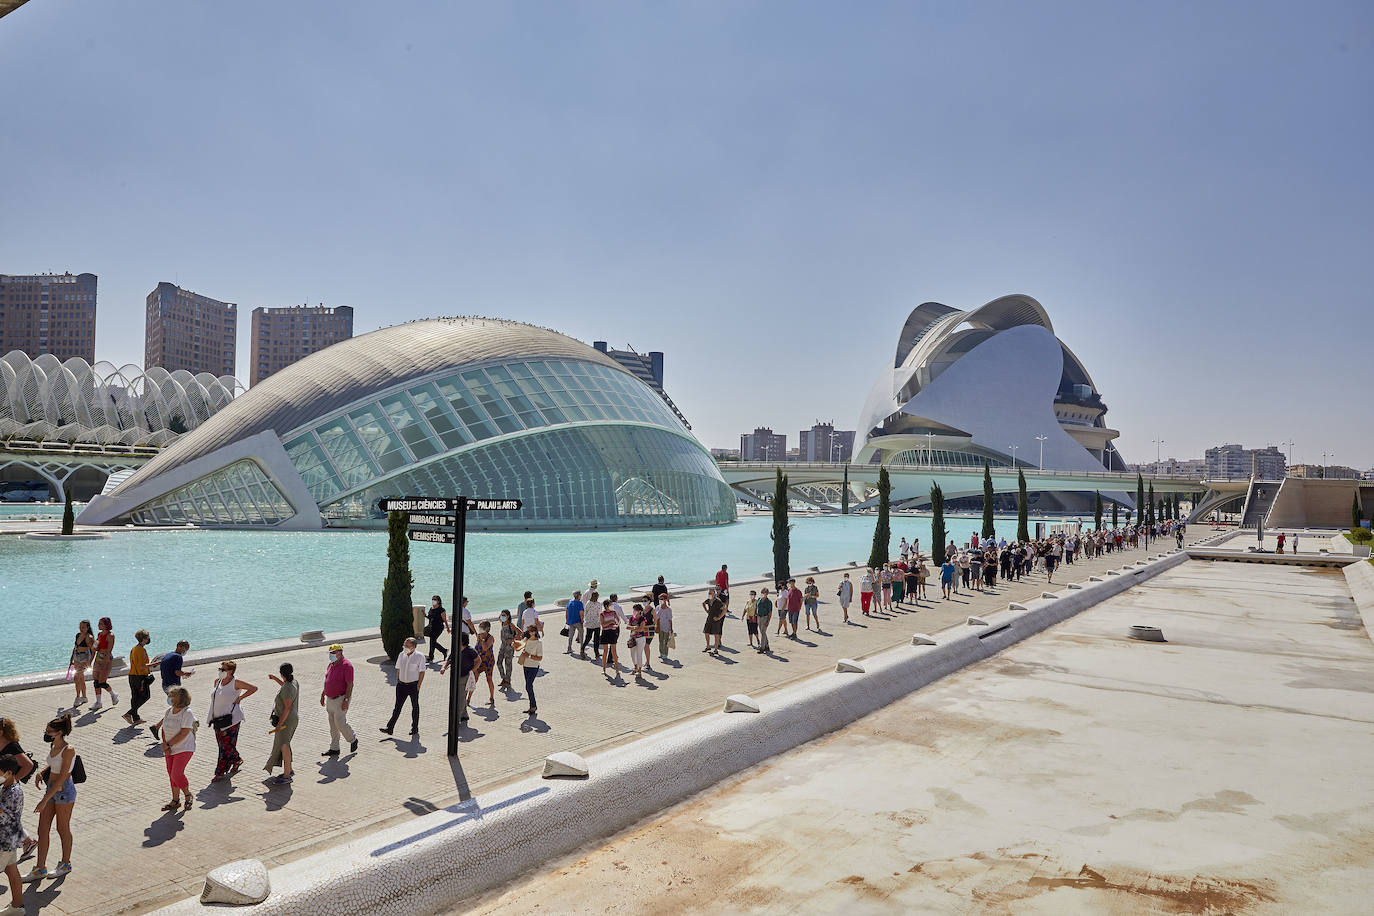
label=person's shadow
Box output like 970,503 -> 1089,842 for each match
317,756 -> 351,783
142,811 -> 186,847
195,781 -> 246,811
519,716 -> 550,734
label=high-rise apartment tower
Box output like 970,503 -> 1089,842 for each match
0,272 -> 97,361
249,304 -> 354,385
145,282 -> 237,377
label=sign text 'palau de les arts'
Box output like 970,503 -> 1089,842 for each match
375,495 -> 522,756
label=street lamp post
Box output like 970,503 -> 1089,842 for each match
1035,435 -> 1048,471
1153,438 -> 1165,472
925,432 -> 935,468
1009,444 -> 1019,469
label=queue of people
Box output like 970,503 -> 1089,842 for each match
0,523 -> 1178,896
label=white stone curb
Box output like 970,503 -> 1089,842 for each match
152,551 -> 1190,916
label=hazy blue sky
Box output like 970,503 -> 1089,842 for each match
3,1 -> 1371,467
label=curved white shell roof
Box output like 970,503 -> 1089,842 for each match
0,350 -> 241,446
113,318 -> 633,493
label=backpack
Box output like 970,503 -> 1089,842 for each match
71,753 -> 86,784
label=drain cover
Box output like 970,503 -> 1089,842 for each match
1128,625 -> 1165,642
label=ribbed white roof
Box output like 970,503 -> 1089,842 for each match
113,318 -> 628,493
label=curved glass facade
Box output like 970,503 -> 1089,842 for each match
326,425 -> 733,529
126,460 -> 293,527
280,357 -> 690,506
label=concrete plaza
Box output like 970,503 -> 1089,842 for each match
470,557 -> 1374,914
0,530 -> 1185,915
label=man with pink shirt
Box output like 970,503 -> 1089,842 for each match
714,564 -> 731,614
319,644 -> 357,757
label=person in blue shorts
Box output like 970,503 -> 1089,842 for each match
940,556 -> 955,599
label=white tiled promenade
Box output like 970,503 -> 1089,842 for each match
0,528 -> 1188,915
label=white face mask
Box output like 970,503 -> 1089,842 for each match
330,653 -> 341,662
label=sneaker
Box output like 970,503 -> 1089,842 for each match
110,693 -> 119,704
272,773 -> 293,785
21,867 -> 48,883
349,739 -> 359,754
91,700 -> 102,710
53,862 -> 71,877
322,748 -> 340,757
379,727 -> 393,735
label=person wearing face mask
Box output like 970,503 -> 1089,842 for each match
319,645 -> 357,757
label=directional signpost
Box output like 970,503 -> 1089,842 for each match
377,496 -> 523,756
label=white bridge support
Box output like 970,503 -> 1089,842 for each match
0,445 -> 152,503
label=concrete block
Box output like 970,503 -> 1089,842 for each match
1067,583 -> 1084,590
299,630 -> 324,643
911,633 -> 937,646
200,859 -> 270,905
1089,576 -> 1104,582
542,751 -> 589,779
1128,625 -> 1166,642
967,616 -> 989,626
724,694 -> 760,713
835,658 -> 865,673
808,566 -> 820,572
1008,603 -> 1028,611
1041,592 -> 1059,599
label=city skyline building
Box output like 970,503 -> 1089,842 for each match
740,427 -> 787,462
1205,443 -> 1286,480
591,340 -> 690,429
1288,463 -> 1360,480
0,271 -> 97,361
1130,457 -> 1207,477
80,318 -> 734,530
145,281 -> 237,377
250,303 -> 354,386
798,421 -> 855,462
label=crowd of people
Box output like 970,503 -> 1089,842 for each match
0,522 -> 1183,906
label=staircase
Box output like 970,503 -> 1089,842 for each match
1241,480 -> 1281,528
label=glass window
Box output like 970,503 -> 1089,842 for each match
380,394 -> 440,461
348,405 -> 409,472
408,383 -> 472,449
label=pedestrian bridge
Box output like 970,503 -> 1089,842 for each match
717,460 -> 1215,510
0,439 -> 154,501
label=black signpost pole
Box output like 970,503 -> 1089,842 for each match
447,496 -> 467,758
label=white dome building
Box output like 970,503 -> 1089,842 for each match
79,318 -> 735,530
854,295 -> 1125,473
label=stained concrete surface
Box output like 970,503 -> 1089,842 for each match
468,560 -> 1374,915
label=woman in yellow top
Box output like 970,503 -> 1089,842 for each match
121,630 -> 154,726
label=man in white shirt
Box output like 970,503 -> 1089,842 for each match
381,638 -> 425,737
520,598 -> 543,636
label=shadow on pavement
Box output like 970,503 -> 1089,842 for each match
142,811 -> 186,848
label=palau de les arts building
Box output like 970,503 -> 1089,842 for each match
79,319 -> 736,530
854,295 -> 1126,509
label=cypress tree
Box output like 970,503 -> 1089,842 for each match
61,488 -> 74,536
1147,482 -> 1156,526
772,469 -> 791,583
981,461 -> 995,538
1354,494 -> 1364,530
867,466 -> 892,569
841,465 -> 849,515
380,510 -> 414,661
1016,468 -> 1029,542
1112,499 -> 1119,528
1093,490 -> 1103,531
1136,473 -> 1145,525
931,483 -> 947,565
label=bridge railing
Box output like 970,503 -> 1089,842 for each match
0,438 -> 161,457
721,460 -> 1205,484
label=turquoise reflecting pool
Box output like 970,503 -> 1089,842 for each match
0,513 -> 1037,677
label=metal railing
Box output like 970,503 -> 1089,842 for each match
0,438 -> 162,457
721,460 -> 1206,484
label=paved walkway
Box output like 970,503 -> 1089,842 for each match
0,531 -> 1186,915
467,558 -> 1374,914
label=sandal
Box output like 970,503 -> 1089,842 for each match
182,798 -> 193,811
161,801 -> 179,811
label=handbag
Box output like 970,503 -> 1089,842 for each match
559,627 -> 570,637
270,712 -> 281,728
209,713 -> 233,731
71,754 -> 86,784
668,635 -> 676,649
